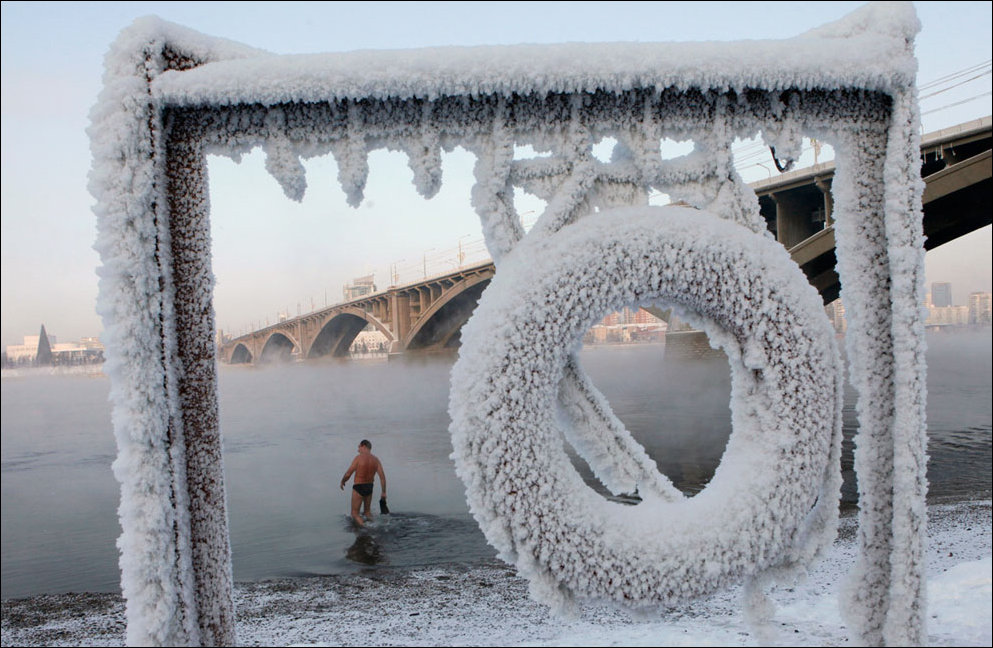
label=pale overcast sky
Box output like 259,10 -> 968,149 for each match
1,1 -> 990,347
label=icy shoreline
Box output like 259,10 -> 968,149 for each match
0,364 -> 105,379
2,500 -> 989,647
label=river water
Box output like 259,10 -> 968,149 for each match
2,330 -> 990,599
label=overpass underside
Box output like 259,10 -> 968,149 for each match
760,121 -> 991,304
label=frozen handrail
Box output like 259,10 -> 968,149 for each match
90,3 -> 927,646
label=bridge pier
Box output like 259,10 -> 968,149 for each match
765,173 -> 833,248
390,292 -> 411,342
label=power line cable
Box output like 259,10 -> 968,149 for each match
920,71 -> 992,100
922,91 -> 993,116
919,60 -> 991,90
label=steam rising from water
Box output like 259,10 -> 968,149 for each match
0,330 -> 989,598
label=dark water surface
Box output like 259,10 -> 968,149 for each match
2,330 -> 989,599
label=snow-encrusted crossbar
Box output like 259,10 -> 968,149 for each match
89,3 -> 926,646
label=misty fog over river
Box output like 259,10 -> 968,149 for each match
2,330 -> 989,599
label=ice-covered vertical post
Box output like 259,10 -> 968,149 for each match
89,19 -> 251,646
832,93 -> 929,647
164,112 -> 237,645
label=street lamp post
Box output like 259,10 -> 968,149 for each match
423,247 -> 435,279
390,259 -> 406,286
457,234 -> 471,269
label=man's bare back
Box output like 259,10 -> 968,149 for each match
351,453 -> 381,485
340,439 -> 387,527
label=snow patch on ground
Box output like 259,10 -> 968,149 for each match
2,501 -> 989,647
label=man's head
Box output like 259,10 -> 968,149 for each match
359,439 -> 372,453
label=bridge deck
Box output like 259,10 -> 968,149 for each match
222,117 -> 991,362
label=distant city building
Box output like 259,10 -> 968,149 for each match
348,327 -> 390,355
629,308 -> 660,326
4,328 -> 56,365
664,312 -> 695,332
931,282 -> 953,308
825,299 -> 847,333
969,291 -> 992,325
584,308 -> 666,345
600,311 -> 623,327
926,305 -> 969,327
4,335 -> 43,364
343,274 -> 377,301
2,326 -> 104,368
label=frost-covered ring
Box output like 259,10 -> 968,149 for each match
449,205 -> 841,607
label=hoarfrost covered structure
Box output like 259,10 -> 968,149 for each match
89,3 -> 927,646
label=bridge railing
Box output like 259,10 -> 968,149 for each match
90,6 -> 941,644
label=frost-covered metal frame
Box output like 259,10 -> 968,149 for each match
90,4 -> 926,646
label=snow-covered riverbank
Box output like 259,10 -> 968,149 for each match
2,500 -> 989,647
0,364 -> 105,380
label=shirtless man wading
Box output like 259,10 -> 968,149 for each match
340,439 -> 387,527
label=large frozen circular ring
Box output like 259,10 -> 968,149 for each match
449,205 -> 842,607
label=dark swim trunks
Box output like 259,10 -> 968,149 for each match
353,483 -> 374,497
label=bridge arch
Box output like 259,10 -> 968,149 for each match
229,342 -> 253,365
258,331 -> 300,364
308,308 -> 395,359
405,274 -> 492,351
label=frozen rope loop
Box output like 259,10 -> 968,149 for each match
449,206 -> 843,610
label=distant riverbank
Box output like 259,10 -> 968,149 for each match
1,364 -> 105,380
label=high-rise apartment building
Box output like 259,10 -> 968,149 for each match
931,282 -> 953,308
969,292 -> 992,325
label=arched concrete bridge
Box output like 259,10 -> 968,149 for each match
222,117 -> 990,364
220,262 -> 494,364
757,115 -> 991,303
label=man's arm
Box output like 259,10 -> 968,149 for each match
340,457 -> 358,490
377,460 -> 387,499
